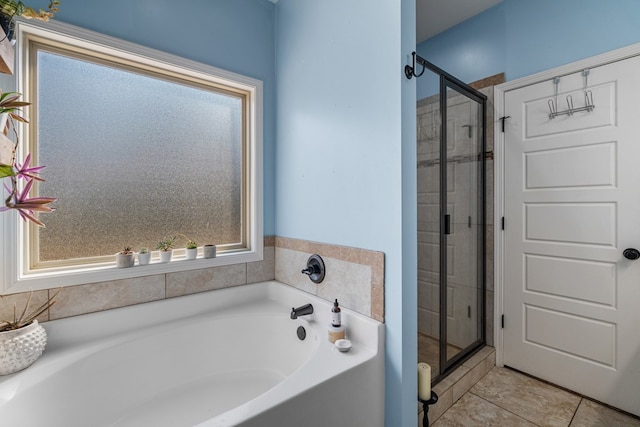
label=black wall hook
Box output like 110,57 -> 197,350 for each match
405,51 -> 426,80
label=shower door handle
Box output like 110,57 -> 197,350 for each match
444,214 -> 451,235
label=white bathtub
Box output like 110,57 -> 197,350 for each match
0,281 -> 384,426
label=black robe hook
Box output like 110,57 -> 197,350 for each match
405,52 -> 426,80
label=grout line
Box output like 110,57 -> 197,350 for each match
568,398 -> 582,426
164,273 -> 168,299
578,396 -> 640,421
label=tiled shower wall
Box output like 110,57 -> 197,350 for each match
0,236 -> 385,324
417,74 -> 503,347
470,74 -> 503,347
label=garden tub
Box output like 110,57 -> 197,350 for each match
0,281 -> 384,426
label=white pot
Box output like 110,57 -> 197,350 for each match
0,112 -> 8,133
203,245 -> 217,259
0,128 -> 13,166
159,250 -> 173,263
138,252 -> 151,265
185,248 -> 197,260
115,252 -> 135,268
0,320 -> 47,376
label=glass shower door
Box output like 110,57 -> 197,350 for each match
416,58 -> 486,383
442,82 -> 485,370
417,67 -> 442,375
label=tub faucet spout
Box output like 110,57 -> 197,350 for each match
290,303 -> 314,319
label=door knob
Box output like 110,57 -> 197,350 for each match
623,248 -> 640,260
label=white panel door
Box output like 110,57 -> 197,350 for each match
503,55 -> 640,416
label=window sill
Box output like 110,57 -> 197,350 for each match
5,250 -> 263,294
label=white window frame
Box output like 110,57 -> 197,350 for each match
0,19 -> 263,294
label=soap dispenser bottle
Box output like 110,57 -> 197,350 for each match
328,299 -> 346,343
331,299 -> 341,326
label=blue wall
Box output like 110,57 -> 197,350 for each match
417,2 -> 505,99
275,0 -> 417,425
56,0 -> 277,236
504,0 -> 640,79
417,0 -> 640,96
57,1 -> 419,425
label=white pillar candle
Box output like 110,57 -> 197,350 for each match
418,362 -> 431,401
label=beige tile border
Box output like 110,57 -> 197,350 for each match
469,72 -> 506,90
275,236 -> 385,322
263,235 -> 276,247
2,236 -> 385,324
2,237 -> 277,323
49,275 -> 166,320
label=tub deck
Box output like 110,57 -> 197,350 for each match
0,281 -> 384,427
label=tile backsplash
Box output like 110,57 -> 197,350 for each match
0,236 -> 385,324
275,237 -> 385,322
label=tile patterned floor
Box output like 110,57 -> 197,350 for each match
419,346 -> 497,424
430,367 -> 640,427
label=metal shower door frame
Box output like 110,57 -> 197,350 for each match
426,60 -> 488,379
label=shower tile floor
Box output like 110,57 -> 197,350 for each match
417,333 -> 462,375
430,366 -> 640,426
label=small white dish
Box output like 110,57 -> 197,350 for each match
334,339 -> 352,352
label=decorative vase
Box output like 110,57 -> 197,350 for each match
138,252 -> 151,266
115,252 -> 135,268
203,244 -> 217,259
0,320 -> 47,375
159,250 -> 172,263
185,248 -> 197,260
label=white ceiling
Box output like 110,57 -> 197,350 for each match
417,0 -> 503,43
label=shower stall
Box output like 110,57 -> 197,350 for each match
416,59 -> 487,381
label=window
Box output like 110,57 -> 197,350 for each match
1,20 -> 262,292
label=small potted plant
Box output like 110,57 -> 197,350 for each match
156,236 -> 176,263
0,288 -> 60,375
185,239 -> 198,260
203,244 -> 217,259
115,246 -> 135,268
137,247 -> 151,266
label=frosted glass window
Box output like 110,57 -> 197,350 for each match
32,48 -> 246,265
